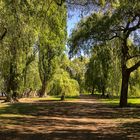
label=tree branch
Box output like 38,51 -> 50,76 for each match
128,54 -> 140,60
125,15 -> 140,38
55,0 -> 65,6
128,60 -> 140,73
108,33 -> 121,40
124,14 -> 139,31
0,27 -> 7,40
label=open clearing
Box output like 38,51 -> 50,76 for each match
0,95 -> 140,140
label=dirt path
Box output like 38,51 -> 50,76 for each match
0,95 -> 140,140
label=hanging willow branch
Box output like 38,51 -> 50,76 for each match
55,0 -> 65,6
0,27 -> 7,40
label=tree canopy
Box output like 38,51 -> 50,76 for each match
0,0 -> 139,107
68,0 -> 140,107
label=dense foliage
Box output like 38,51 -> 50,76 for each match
0,0 -> 139,107
68,0 -> 140,107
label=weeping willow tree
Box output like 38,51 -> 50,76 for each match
0,0 -> 66,101
38,1 -> 67,97
68,0 -> 140,107
0,1 -> 39,101
48,68 -> 79,100
85,44 -> 112,96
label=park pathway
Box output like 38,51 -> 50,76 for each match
0,95 -> 140,140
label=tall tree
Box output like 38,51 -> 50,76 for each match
38,2 -> 67,97
0,1 -> 38,101
85,44 -> 111,96
0,0 -> 63,101
68,0 -> 140,107
68,57 -> 88,94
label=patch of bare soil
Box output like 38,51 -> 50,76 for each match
0,95 -> 140,140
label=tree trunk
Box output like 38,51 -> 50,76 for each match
5,92 -> 18,103
60,93 -> 65,101
119,39 -> 130,107
101,85 -> 105,97
39,81 -> 47,97
120,69 -> 130,107
12,91 -> 19,102
1,92 -> 4,97
91,85 -> 95,95
5,95 -> 13,102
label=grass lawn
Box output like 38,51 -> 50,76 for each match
0,96 -> 79,116
100,97 -> 140,106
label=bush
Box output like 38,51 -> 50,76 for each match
48,69 -> 79,97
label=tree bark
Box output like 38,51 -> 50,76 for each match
120,68 -> 130,107
12,91 -> 19,102
118,17 -> 140,107
91,85 -> 95,95
101,85 -> 105,96
60,93 -> 65,101
119,39 -> 130,107
5,92 -> 19,103
119,40 -> 139,107
39,80 -> 47,97
5,94 -> 13,102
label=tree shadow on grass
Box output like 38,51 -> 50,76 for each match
0,129 -> 129,140
0,99 -> 140,139
0,101 -> 140,119
0,115 -> 131,140
120,121 -> 140,140
1,117 -> 139,140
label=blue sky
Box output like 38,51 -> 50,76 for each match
67,11 -> 81,36
67,9 -> 92,37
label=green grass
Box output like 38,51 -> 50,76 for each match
128,98 -> 140,104
29,96 -> 60,101
0,103 -> 40,115
25,96 -> 78,101
0,96 -> 79,117
1,96 -> 139,119
51,95 -> 79,100
100,97 -> 140,106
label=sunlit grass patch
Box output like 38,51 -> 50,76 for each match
0,102 -> 49,116
23,96 -> 79,102
100,98 -> 119,106
29,96 -> 60,101
100,97 -> 140,106
0,114 -> 34,118
128,98 -> 140,105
